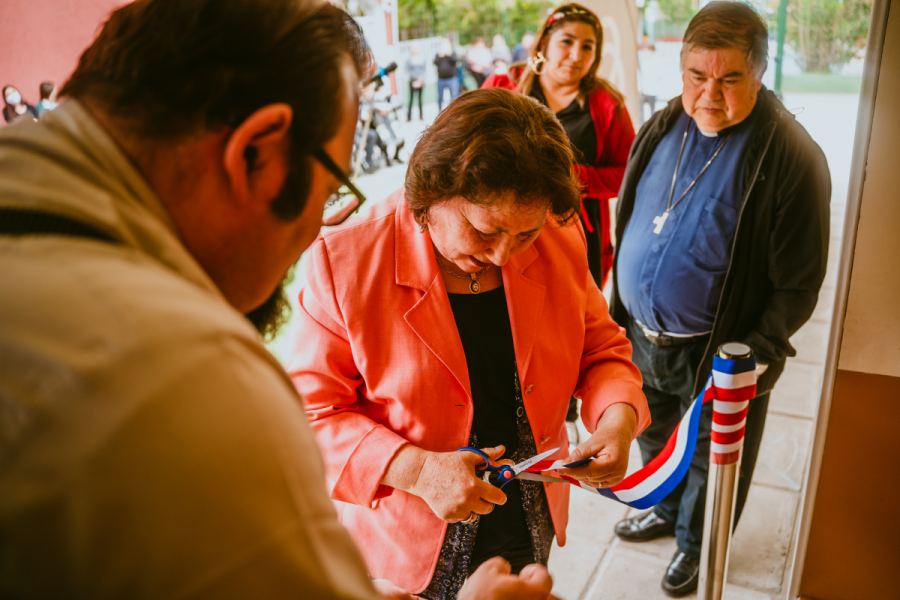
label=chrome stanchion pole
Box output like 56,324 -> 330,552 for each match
699,342 -> 754,600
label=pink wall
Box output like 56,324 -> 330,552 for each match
0,0 -> 125,110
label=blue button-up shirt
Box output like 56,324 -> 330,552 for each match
617,109 -> 758,335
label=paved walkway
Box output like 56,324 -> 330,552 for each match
268,92 -> 858,600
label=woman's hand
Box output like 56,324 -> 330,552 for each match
372,578 -> 417,600
458,557 -> 557,600
410,446 -> 508,522
558,403 -> 636,488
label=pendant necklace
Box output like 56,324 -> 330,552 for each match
653,122 -> 732,235
436,258 -> 491,294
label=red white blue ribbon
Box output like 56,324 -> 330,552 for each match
532,354 -> 757,509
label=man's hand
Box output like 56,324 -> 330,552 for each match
559,403 -> 636,488
372,578 -> 416,600
458,557 -> 557,600
410,446 -> 508,522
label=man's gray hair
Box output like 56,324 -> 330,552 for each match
681,1 -> 769,77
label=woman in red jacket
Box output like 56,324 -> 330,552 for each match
483,3 -> 635,291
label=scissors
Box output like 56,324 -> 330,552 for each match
457,447 -> 595,488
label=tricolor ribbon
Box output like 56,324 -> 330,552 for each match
529,354 -> 757,509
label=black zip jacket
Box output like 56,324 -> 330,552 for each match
611,88 -> 831,397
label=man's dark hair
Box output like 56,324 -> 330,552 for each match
39,82 -> 55,100
405,88 -> 580,226
681,1 -> 769,76
62,0 -> 368,220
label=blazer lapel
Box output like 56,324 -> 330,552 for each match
395,194 -> 472,399
503,243 -> 546,383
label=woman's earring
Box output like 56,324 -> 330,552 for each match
528,52 -> 546,75
417,215 -> 428,232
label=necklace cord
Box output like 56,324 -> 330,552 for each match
435,257 -> 491,281
665,121 -> 732,215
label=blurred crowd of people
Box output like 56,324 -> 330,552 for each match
405,31 -> 537,115
3,82 -> 57,124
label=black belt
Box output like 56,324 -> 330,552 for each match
633,318 -> 710,347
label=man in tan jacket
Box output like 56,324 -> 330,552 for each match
0,1 -> 555,598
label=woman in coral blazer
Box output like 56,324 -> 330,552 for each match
288,89 -> 648,599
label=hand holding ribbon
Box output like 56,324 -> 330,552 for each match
558,402 -> 637,488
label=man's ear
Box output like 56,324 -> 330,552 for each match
756,60 -> 768,89
223,103 -> 293,208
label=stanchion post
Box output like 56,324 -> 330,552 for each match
699,342 -> 754,600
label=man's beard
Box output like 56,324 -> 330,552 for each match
245,153 -> 310,341
246,267 -> 294,342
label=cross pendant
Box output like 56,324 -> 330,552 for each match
652,212 -> 669,234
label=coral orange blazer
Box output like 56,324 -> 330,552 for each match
287,190 -> 649,593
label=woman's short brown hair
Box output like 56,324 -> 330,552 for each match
405,88 -> 580,225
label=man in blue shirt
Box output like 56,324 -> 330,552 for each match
610,3 -> 831,596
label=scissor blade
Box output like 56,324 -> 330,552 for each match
516,472 -> 568,484
513,447 -> 560,475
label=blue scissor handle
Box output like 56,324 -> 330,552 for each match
457,447 -> 516,488
562,456 -> 594,468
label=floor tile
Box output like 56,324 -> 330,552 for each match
549,533 -> 608,600
827,235 -> 842,265
831,211 -> 845,237
809,286 -> 837,324
752,413 -> 814,491
586,546 -> 772,600
769,360 -> 824,419
627,438 -> 644,476
613,532 -> 679,562
568,485 -> 632,544
719,585 -> 773,600
790,320 -> 830,366
586,545 -> 673,600
823,256 -> 840,290
729,485 -> 800,594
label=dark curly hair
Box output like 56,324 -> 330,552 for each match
405,88 -> 581,226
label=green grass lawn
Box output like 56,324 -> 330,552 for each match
782,74 -> 862,94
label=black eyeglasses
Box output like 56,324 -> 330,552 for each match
312,147 -> 368,226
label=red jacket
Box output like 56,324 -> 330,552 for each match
482,73 -> 635,285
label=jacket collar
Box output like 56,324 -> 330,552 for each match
395,195 -> 546,392
394,193 -> 439,291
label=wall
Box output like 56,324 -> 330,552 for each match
0,0 -> 124,110
798,0 -> 900,597
584,0 -> 640,128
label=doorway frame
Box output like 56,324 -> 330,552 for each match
785,0 -> 893,595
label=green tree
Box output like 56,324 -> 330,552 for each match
398,0 -> 440,38
656,0 -> 697,25
399,0 -> 553,44
784,0 -> 872,72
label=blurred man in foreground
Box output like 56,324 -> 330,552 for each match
0,0 -> 555,598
